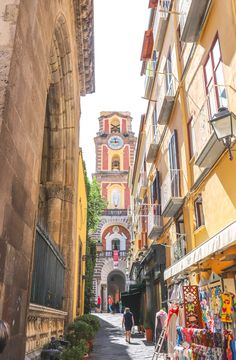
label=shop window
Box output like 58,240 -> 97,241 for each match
204,37 -> 227,118
111,155 -> 120,170
194,194 -> 205,229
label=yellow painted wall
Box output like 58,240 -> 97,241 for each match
73,149 -> 87,318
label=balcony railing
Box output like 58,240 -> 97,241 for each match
96,250 -> 127,259
144,60 -> 156,99
190,84 -> 228,168
171,233 -> 187,263
148,205 -> 163,240
146,123 -> 161,163
153,0 -> 171,52
102,209 -> 128,216
161,169 -> 184,217
137,169 -> 148,199
156,73 -> 177,125
180,0 -> 212,43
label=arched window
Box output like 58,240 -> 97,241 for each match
112,239 -> 120,250
110,118 -> 120,133
111,155 -> 120,170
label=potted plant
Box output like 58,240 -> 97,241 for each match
65,320 -> 94,350
144,312 -> 153,343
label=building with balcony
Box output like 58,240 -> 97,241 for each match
129,0 -> 236,348
92,112 -> 136,311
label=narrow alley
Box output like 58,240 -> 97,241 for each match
89,313 -> 156,360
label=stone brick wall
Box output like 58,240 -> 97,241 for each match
0,1 -> 94,359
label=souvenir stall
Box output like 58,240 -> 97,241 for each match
166,273 -> 236,360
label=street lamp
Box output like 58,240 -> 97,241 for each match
210,107 -> 236,160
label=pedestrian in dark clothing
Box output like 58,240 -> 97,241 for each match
115,301 -> 119,313
122,307 -> 134,343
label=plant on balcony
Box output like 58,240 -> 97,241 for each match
76,314 -> 100,332
61,339 -> 88,360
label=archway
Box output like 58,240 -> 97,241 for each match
107,270 -> 125,307
31,14 -> 76,317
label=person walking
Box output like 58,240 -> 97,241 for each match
122,307 -> 134,343
97,295 -> 101,313
108,295 -> 113,313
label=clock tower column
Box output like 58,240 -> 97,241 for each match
92,112 -> 136,311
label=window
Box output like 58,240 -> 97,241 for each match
112,240 -> 120,251
204,37 -> 227,117
165,48 -> 173,95
194,194 -> 205,229
111,188 -> 121,208
187,117 -> 196,159
168,131 -> 180,197
111,155 -> 120,170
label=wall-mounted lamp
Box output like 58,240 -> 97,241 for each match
210,107 -> 236,160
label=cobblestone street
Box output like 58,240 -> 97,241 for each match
89,313 -> 155,360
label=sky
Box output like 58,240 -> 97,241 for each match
80,0 -> 149,178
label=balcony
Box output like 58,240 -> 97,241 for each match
153,0 -> 171,52
102,209 -> 128,216
146,124 -> 160,163
171,234 -> 187,264
96,250 -> 127,259
148,205 -> 163,240
180,0 -> 212,43
191,85 -> 228,168
156,74 -> 177,125
144,60 -> 156,99
137,169 -> 148,199
161,169 -> 184,217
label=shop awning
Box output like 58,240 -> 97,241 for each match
140,30 -> 154,60
164,221 -> 236,281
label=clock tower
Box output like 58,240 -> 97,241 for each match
93,111 -> 136,311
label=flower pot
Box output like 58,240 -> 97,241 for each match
83,354 -> 89,360
145,328 -> 153,342
87,339 -> 93,352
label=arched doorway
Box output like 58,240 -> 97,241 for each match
107,270 -> 125,307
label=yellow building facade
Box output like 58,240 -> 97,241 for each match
73,149 -> 88,318
129,0 -> 236,355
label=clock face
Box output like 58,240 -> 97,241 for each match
108,136 -> 124,150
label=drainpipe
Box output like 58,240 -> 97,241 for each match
172,5 -> 196,251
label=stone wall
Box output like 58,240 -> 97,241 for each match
0,1 -> 94,359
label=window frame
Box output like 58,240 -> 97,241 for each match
203,35 -> 224,117
194,194 -> 205,229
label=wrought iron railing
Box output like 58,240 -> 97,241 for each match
31,226 -> 65,309
96,250 -> 127,258
148,205 -> 162,235
156,73 -> 177,123
161,169 -> 182,210
188,84 -> 228,158
102,209 -> 128,216
172,233 -> 187,263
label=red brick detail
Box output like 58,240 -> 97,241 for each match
102,183 -> 108,200
122,118 -> 127,133
123,145 -> 129,170
124,184 -> 130,208
102,145 -> 108,170
104,119 -> 109,133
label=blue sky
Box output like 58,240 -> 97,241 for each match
80,0 -> 149,177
